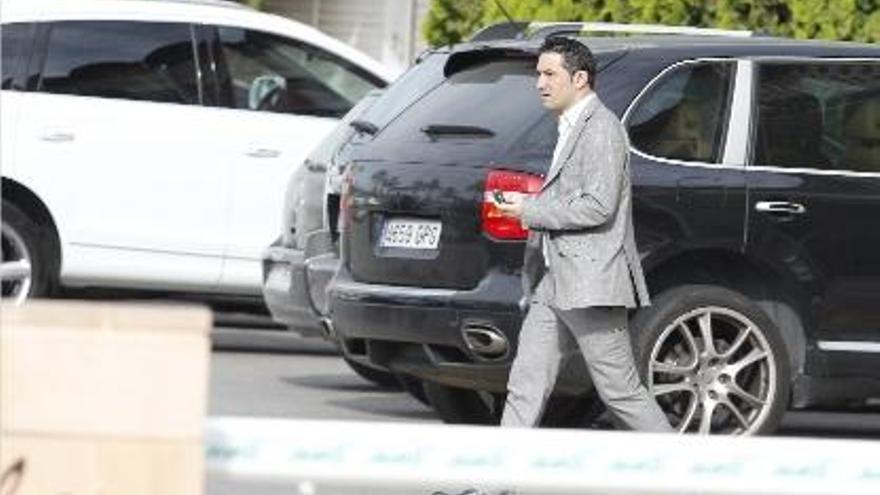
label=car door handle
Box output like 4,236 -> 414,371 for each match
40,131 -> 75,143
245,147 -> 281,159
754,201 -> 806,215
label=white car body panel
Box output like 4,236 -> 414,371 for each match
14,93 -> 230,288
1,0 -> 394,295
211,107 -> 337,292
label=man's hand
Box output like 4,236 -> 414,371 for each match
495,192 -> 526,219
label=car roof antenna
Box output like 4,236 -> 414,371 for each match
494,0 -> 515,23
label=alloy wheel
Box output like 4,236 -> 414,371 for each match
648,306 -> 777,435
1,222 -> 33,304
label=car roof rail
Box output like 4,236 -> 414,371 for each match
529,21 -> 756,38
468,21 -> 756,42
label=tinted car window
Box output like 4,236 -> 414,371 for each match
216,27 -> 382,117
39,21 -> 198,104
357,51 -> 447,131
628,62 -> 734,163
379,58 -> 546,143
1,23 -> 35,90
755,61 -> 880,173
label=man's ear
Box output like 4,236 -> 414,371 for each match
573,70 -> 590,90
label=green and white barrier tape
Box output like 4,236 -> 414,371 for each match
206,417 -> 880,495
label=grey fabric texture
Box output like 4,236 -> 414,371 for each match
520,97 -> 651,310
504,95 -> 670,432
502,281 -> 671,431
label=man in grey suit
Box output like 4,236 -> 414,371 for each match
495,37 -> 672,432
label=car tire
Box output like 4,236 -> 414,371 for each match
396,374 -> 430,406
540,392 -> 611,429
343,357 -> 402,389
423,382 -> 500,425
630,284 -> 791,435
1,200 -> 53,303
423,382 -> 609,428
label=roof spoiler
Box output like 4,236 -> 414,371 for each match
443,47 -> 536,77
442,44 -> 631,79
469,21 -> 756,42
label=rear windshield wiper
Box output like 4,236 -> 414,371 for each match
420,124 -> 495,138
350,119 -> 379,135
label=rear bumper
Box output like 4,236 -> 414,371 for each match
328,266 -> 597,393
262,246 -> 321,337
262,245 -> 340,339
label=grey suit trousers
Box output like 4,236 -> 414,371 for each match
501,282 -> 672,432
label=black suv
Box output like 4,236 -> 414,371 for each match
326,22 -> 879,434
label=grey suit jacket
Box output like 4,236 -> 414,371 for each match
520,96 -> 650,310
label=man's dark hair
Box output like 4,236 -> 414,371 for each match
539,36 -> 597,88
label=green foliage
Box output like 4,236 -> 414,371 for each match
481,0 -> 599,21
789,0 -> 878,43
628,0 -> 706,26
423,0 -> 878,46
713,0 -> 791,36
422,0 -> 486,47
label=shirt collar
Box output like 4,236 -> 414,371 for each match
558,92 -> 596,134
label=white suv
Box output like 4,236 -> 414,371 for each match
1,0 -> 393,303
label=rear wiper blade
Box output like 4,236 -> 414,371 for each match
420,124 -> 495,138
350,119 -> 379,135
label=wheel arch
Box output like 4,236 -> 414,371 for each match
643,248 -> 809,385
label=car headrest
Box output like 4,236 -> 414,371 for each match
844,95 -> 880,140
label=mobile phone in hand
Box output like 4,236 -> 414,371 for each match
493,190 -> 508,204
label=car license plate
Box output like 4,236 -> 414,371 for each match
380,218 -> 442,250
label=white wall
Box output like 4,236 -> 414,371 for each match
263,0 -> 429,74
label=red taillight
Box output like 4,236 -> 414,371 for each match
481,169 -> 543,240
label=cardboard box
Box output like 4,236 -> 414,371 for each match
1,301 -> 211,494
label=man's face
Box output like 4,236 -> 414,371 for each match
536,52 -> 589,113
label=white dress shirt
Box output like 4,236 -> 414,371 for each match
551,92 -> 596,168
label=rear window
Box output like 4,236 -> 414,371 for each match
377,58 -> 545,144
754,61 -> 880,173
356,51 -> 447,132
38,21 -> 199,105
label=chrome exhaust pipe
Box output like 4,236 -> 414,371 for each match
462,323 -> 508,360
319,317 -> 337,342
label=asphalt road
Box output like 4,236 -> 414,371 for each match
206,327 -> 880,494
209,328 -> 438,423
209,328 -> 880,435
